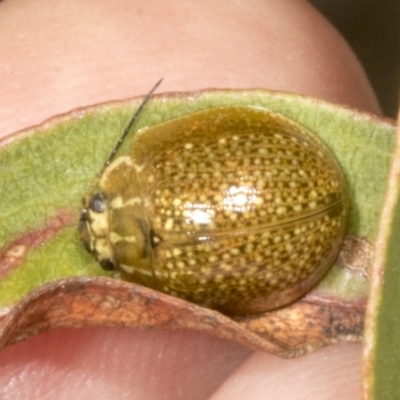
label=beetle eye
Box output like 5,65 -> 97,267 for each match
89,193 -> 106,213
100,258 -> 115,271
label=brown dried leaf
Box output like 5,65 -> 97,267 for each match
0,276 -> 364,357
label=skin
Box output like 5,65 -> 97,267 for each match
0,0 -> 380,399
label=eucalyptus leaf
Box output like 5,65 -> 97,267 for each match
0,89 -> 395,357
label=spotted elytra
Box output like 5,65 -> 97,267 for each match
79,81 -> 348,315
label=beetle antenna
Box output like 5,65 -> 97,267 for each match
98,78 -> 163,178
83,78 -> 163,204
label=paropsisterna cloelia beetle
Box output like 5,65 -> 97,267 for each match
79,80 -> 348,315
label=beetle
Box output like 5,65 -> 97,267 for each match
79,81 -> 348,315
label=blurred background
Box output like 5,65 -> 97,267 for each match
310,0 -> 400,118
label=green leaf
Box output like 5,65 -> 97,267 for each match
363,121 -> 400,399
0,89 -> 395,351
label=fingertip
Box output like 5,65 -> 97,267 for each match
209,343 -> 362,400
